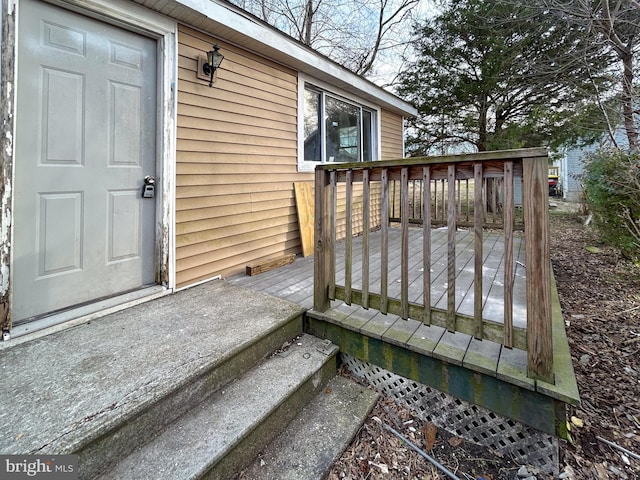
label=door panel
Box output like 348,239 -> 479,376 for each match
111,83 -> 142,166
43,68 -> 85,165
37,192 -> 83,276
108,190 -> 141,261
13,0 -> 158,322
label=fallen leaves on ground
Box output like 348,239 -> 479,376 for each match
551,214 -> 640,480
328,213 -> 640,479
328,395 -> 520,479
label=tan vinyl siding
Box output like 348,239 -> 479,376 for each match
381,109 -> 404,160
176,25 -> 312,287
176,25 -> 407,288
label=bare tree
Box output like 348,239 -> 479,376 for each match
540,0 -> 640,150
229,0 -> 421,77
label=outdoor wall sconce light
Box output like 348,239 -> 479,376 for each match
202,44 -> 224,87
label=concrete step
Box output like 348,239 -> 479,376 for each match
96,334 -> 339,480
0,280 -> 307,480
236,375 -> 379,480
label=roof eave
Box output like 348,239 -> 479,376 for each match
131,0 -> 417,117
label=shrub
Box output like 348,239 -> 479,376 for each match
582,149 -> 640,259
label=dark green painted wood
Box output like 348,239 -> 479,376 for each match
304,312 -> 567,437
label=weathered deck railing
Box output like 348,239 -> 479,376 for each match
313,148 -> 553,382
389,177 -> 524,229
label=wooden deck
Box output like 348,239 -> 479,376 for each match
229,226 -> 579,436
230,227 -> 527,369
235,229 -> 570,368
334,227 -> 526,327
231,227 -> 525,316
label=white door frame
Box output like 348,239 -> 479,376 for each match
7,0 -> 177,337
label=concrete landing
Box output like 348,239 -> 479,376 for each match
0,280 -> 306,475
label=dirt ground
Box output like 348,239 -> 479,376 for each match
328,212 -> 640,479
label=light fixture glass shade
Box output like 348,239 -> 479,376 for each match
211,45 -> 224,68
203,44 -> 224,87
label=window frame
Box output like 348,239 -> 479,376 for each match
297,74 -> 381,172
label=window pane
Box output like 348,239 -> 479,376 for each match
325,96 -> 360,162
304,88 -> 322,162
362,109 -> 373,162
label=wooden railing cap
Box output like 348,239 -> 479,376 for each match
314,147 -> 549,172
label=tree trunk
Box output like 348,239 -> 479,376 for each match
303,0 -> 314,45
621,51 -> 638,151
478,94 -> 488,152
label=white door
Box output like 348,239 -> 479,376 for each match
13,0 -> 158,322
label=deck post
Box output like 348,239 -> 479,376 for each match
523,155 -> 554,383
329,171 -> 337,300
314,167 -> 331,312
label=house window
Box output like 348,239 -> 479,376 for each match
302,84 -> 377,168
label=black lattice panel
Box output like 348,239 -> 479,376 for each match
341,353 -> 558,475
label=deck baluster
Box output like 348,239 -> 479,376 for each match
313,168 -> 330,312
433,179 -> 438,223
482,178 -> 487,224
423,166 -> 432,325
465,179 -> 470,223
380,168 -> 389,314
418,180 -> 424,222
345,170 -> 353,305
401,167 -> 410,319
503,161 -> 514,347
474,163 -> 484,338
524,155 -> 553,383
440,179 -> 446,222
447,164 -> 457,331
362,169 -> 370,309
440,178 -> 447,222
491,178 -> 499,224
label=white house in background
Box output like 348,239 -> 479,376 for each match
560,126 -> 635,203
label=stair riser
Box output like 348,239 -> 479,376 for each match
203,350 -> 338,480
78,315 -> 304,480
